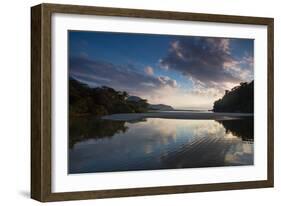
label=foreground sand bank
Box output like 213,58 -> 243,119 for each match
102,111 -> 253,121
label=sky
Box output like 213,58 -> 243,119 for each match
68,30 -> 254,110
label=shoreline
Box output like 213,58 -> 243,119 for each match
102,111 -> 253,121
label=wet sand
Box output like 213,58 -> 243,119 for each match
102,111 -> 253,121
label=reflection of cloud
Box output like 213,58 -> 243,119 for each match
125,118 -> 253,166
126,119 -> 177,145
127,118 -> 240,147
224,142 -> 254,165
243,143 -> 253,154
144,144 -> 153,154
70,118 -> 253,172
224,132 -> 239,139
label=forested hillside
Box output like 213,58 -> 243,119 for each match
69,78 -> 149,116
213,81 -> 254,113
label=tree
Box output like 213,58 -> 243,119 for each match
69,78 -> 149,116
213,81 -> 254,113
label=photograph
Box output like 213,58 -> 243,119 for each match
68,31 -> 254,174
30,3 -> 274,201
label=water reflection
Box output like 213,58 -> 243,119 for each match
69,117 -> 127,148
69,117 -> 253,174
216,118 -> 254,141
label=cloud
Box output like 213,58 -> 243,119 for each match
69,56 -> 178,102
157,76 -> 177,88
159,37 -> 253,91
144,66 -> 154,76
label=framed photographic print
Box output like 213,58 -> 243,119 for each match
31,3 -> 274,202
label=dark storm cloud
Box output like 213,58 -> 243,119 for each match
159,37 -> 247,87
69,56 -> 177,94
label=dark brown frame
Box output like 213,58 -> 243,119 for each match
31,3 -> 274,202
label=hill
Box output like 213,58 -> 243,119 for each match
213,81 -> 254,113
69,78 -> 149,116
127,96 -> 174,111
148,104 -> 174,111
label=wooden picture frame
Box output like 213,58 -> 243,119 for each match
31,3 -> 274,202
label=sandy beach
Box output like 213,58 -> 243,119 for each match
102,111 -> 253,121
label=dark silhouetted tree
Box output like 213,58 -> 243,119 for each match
213,81 -> 254,113
69,78 -> 149,116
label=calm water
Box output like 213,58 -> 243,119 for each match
69,117 -> 254,174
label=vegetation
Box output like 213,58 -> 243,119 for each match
69,78 -> 149,116
213,81 -> 254,113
